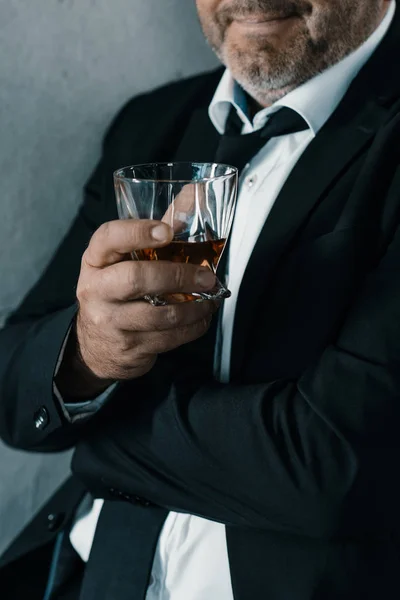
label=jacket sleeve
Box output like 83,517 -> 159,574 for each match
0,77 -> 214,453
0,160 -> 107,452
0,76 -> 219,453
72,221 -> 400,539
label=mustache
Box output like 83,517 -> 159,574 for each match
216,0 -> 311,23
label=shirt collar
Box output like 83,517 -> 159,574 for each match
209,0 -> 396,136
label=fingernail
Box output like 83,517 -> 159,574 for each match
196,269 -> 216,289
152,224 -> 169,241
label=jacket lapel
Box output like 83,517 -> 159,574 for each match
229,97 -> 391,378
173,107 -> 220,163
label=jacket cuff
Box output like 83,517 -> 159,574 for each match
8,306 -> 78,447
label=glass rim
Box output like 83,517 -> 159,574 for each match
113,162 -> 238,184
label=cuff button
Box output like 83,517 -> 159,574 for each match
34,407 -> 50,431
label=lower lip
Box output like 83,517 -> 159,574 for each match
232,16 -> 297,33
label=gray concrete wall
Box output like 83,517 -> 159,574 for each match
0,0 -> 217,555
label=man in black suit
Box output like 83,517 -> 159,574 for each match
1,0 -> 400,598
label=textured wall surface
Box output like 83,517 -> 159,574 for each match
0,0 -> 217,555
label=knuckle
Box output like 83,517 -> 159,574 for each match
135,222 -> 150,247
76,279 -> 91,303
115,335 -> 133,355
172,264 -> 187,290
118,345 -> 152,372
127,262 -> 143,296
164,305 -> 181,328
84,305 -> 112,329
98,220 -> 113,241
92,310 -> 110,329
125,220 -> 149,250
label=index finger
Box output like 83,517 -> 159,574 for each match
85,219 -> 173,268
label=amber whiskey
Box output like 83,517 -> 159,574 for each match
136,239 -> 226,271
135,239 -> 226,304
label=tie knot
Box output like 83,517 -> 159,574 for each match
226,106 -> 308,139
259,107 -> 309,139
216,106 -> 309,174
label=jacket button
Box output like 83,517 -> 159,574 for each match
47,512 -> 65,532
34,407 -> 50,431
134,496 -> 151,507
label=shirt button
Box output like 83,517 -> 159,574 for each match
34,407 -> 49,431
245,173 -> 258,189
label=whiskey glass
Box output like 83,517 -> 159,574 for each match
114,162 -> 238,306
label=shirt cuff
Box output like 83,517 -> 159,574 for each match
53,325 -> 118,423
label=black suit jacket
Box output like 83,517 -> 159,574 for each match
2,11 -> 400,600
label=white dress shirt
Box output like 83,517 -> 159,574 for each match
68,3 -> 395,598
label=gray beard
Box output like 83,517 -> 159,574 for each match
210,2 -> 384,106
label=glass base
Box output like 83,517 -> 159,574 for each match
144,281 -> 231,306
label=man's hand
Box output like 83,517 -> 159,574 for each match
55,219 -> 217,399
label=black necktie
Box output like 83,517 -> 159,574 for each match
215,106 -> 309,173
79,501 -> 168,600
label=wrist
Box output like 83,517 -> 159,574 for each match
55,319 -> 115,402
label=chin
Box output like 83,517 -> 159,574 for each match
225,51 -> 305,105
